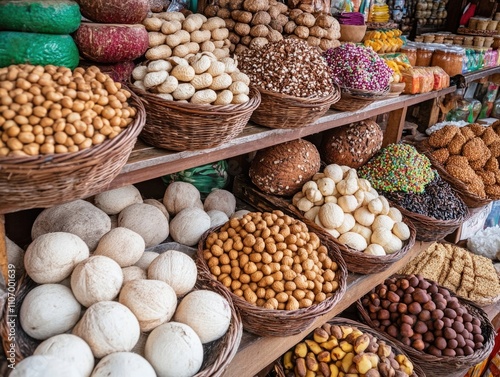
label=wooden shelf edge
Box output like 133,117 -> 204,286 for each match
461,66 -> 500,85
220,241 -> 432,377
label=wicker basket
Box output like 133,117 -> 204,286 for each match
129,83 -> 261,151
249,85 -> 341,129
0,91 -> 145,213
0,273 -> 243,377
357,276 -> 496,377
232,175 -> 417,275
273,317 -> 426,377
196,223 -> 348,337
331,86 -> 390,112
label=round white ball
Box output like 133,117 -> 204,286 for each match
118,203 -> 169,248
91,352 -> 156,377
148,250 -> 197,297
203,189 -> 236,217
24,232 -> 89,284
134,251 -> 159,270
143,199 -> 169,220
122,266 -> 147,284
10,355 -> 81,377
162,181 -> 203,216
206,210 -> 229,228
94,227 -> 145,267
169,207 -> 211,246
20,284 -> 81,340
94,185 -> 143,215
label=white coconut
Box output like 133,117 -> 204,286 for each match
119,279 -> 177,332
72,301 -> 140,359
162,181 -> 203,216
206,210 -> 229,228
173,290 -> 231,343
94,185 -> 143,215
169,207 -> 211,246
24,232 -> 89,284
203,189 -> 236,217
145,322 -> 203,377
118,203 -> 169,248
134,251 -> 159,270
122,266 -> 147,284
20,284 -> 81,340
34,334 -> 94,377
230,209 -> 250,219
143,199 -> 170,220
71,256 -> 123,307
148,250 -> 197,297
91,352 -> 156,377
10,355 -> 81,377
94,227 -> 145,267
31,199 -> 111,251
6,236 -> 24,275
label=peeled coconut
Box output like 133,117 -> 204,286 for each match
143,198 -> 169,220
34,334 -> 94,377
20,284 -> 81,340
122,266 -> 147,284
162,182 -> 203,216
148,250 -> 197,297
10,355 -> 81,377
145,322 -> 203,377
72,301 -> 140,359
169,207 -> 211,246
119,279 -> 177,332
6,236 -> 24,275
94,227 -> 145,267
134,251 -> 159,270
91,352 -> 156,377
203,189 -> 236,217
31,199 -> 111,251
24,232 -> 89,284
118,203 -> 169,248
174,290 -> 231,343
231,209 -> 250,219
94,185 -> 143,215
71,256 -> 123,307
206,210 -> 229,228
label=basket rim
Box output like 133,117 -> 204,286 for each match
0,87 -> 146,168
339,85 -> 391,100
356,274 -> 496,368
256,83 -> 341,107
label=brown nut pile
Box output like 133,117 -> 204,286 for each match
0,64 -> 136,157
236,38 -> 334,97
428,123 -> 500,199
202,210 -> 340,310
361,274 -> 485,357
283,323 -> 415,377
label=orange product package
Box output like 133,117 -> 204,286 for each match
401,68 -> 422,94
428,66 -> 451,90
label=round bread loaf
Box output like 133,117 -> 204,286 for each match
249,139 -> 321,196
320,120 -> 383,168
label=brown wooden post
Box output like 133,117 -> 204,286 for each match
383,107 -> 408,146
0,215 -> 8,285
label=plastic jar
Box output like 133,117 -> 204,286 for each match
400,45 -> 417,66
431,47 -> 465,76
416,44 -> 434,66
463,36 -> 474,46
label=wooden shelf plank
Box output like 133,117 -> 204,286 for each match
462,66 -> 500,84
220,241 -> 432,377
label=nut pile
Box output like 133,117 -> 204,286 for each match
132,53 -> 251,105
237,39 -> 334,97
143,12 -> 231,61
361,274 -> 486,357
283,323 -> 415,377
428,123 -> 500,199
0,64 -> 136,157
203,0 -> 340,53
399,242 -> 500,303
202,210 -> 341,310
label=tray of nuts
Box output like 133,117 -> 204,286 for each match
196,209 -> 348,337
357,274 -> 495,377
275,317 -> 426,377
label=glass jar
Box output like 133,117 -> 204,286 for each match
416,44 -> 434,66
400,45 -> 417,66
431,47 -> 464,76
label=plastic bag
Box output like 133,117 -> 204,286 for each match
162,160 -> 229,194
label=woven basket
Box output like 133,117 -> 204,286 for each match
415,140 -> 493,215
249,85 -> 341,129
196,223 -> 348,337
0,273 -> 243,377
232,175 -> 417,275
357,276 -> 496,377
0,91 -> 145,213
274,317 -> 426,377
331,86 -> 390,112
129,83 -> 261,151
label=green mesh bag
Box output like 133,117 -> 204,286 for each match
162,160 -> 229,194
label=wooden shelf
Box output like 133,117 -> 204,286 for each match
461,66 -> 500,85
221,241 -> 432,377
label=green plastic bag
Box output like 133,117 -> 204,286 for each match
162,160 -> 229,194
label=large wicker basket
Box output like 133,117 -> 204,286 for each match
357,276 -> 496,377
331,86 -> 390,112
0,91 -> 146,213
232,175 -> 417,275
129,83 -> 261,151
196,222 -> 348,337
273,317 -> 426,377
249,85 -> 340,129
0,273 -> 243,377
